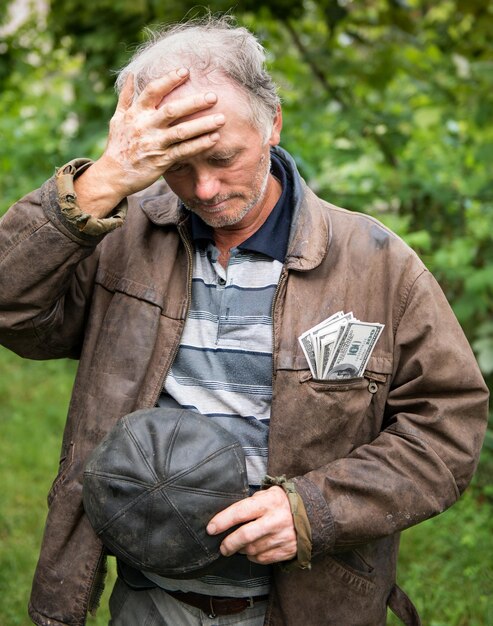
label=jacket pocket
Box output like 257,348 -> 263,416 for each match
325,552 -> 376,595
297,367 -> 389,434
299,369 -> 385,391
270,355 -> 393,475
47,441 -> 74,506
333,548 -> 374,575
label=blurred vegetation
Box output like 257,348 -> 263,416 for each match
0,0 -> 492,624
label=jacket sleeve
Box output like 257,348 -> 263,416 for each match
292,269 -> 489,557
0,160 -> 126,360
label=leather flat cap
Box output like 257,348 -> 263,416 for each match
83,407 -> 248,578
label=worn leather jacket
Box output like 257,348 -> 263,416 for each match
0,147 -> 488,626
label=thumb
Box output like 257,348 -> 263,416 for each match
116,73 -> 134,112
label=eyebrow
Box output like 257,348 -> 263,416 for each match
208,147 -> 244,160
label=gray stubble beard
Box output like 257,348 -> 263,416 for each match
183,155 -> 271,229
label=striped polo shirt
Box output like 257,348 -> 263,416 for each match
144,154 -> 292,597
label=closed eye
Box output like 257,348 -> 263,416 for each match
208,155 -> 235,167
166,162 -> 188,173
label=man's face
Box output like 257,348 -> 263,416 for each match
162,78 -> 281,230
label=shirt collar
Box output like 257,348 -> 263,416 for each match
189,152 -> 292,263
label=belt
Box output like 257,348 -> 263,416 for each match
165,589 -> 269,618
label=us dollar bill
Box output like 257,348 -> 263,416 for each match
311,312 -> 349,377
298,332 -> 318,377
299,313 -> 384,380
298,311 -> 345,377
319,323 -> 348,378
323,321 -> 384,380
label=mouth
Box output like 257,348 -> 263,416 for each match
186,195 -> 240,213
199,200 -> 227,211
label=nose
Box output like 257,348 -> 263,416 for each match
193,170 -> 221,202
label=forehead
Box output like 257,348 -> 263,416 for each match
163,72 -> 253,125
162,73 -> 264,157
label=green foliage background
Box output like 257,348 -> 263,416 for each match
0,1 -> 492,624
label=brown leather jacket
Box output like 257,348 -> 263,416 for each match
0,148 -> 488,626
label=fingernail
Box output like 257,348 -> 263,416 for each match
205,92 -> 217,104
207,522 -> 216,535
214,114 -> 225,125
177,67 -> 189,78
220,545 -> 230,557
210,133 -> 220,142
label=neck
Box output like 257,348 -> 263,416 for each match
213,174 -> 282,267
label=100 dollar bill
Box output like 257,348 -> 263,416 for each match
298,313 -> 384,380
323,321 -> 384,380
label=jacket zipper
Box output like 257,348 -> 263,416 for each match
147,221 -> 194,408
86,546 -> 108,617
271,267 -> 288,381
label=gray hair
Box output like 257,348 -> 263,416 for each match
116,16 -> 280,140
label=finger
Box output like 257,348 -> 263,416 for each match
157,91 -> 218,125
207,497 -> 265,536
219,519 -> 267,557
208,488 -> 290,536
225,531 -> 297,564
238,526 -> 298,564
165,113 -> 225,145
220,514 -> 296,558
239,533 -> 290,557
245,545 -> 297,565
239,527 -> 297,557
116,73 -> 135,113
162,132 -> 221,169
137,68 -> 190,109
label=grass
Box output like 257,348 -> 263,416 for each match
0,346 -> 491,625
387,483 -> 493,626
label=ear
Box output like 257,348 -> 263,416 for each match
268,105 -> 283,146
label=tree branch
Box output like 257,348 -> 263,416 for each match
283,18 -> 347,109
282,18 -> 399,169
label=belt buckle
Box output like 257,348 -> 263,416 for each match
247,596 -> 254,608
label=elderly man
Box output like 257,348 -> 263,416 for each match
0,17 -> 488,626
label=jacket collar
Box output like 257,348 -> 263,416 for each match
272,146 -> 331,272
138,146 -> 331,272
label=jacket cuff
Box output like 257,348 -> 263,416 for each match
41,159 -> 127,244
261,475 -> 312,569
291,475 -> 336,557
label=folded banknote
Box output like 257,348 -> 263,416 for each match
298,311 -> 384,380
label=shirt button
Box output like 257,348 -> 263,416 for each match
218,277 -> 226,286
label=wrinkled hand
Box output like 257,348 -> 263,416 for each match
101,69 -> 225,196
75,68 -> 225,216
207,486 -> 297,565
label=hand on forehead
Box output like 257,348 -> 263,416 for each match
156,70 -> 250,124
